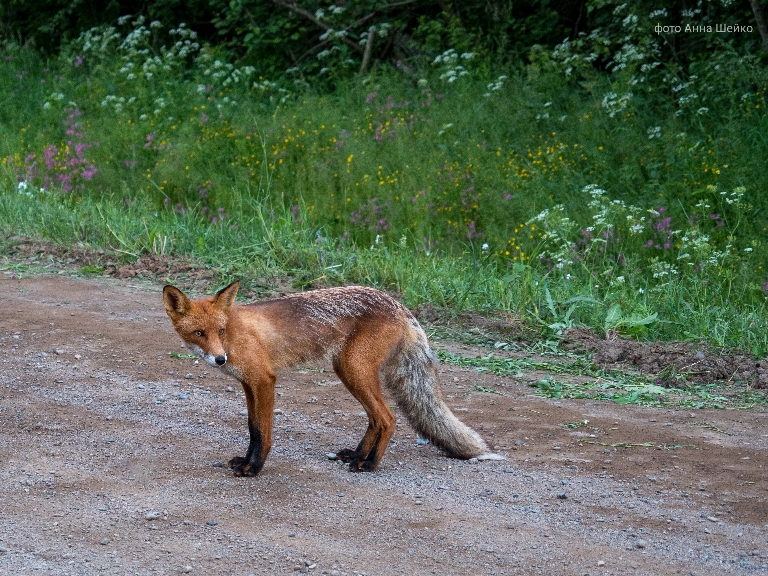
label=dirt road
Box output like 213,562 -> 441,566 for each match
1,274 -> 767,575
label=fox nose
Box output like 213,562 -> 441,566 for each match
215,355 -> 226,366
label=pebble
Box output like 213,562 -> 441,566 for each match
145,510 -> 161,521
225,386 -> 234,392
206,521 -> 217,526
185,373 -> 194,379
240,409 -> 248,416
636,540 -> 647,549
182,566 -> 192,573
212,461 -> 224,468
100,538 -> 110,545
557,492 -> 567,500
597,560 -> 605,567
0,544 -> 8,555
326,453 -> 337,459
707,516 -> 719,522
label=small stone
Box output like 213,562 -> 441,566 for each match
557,492 -> 567,500
503,467 -> 515,473
636,540 -> 646,549
514,440 -> 523,446
145,510 -> 161,521
212,461 -> 224,468
326,453 -> 337,460
288,533 -> 296,537
100,538 -> 110,545
468,458 -> 478,464
597,560 -> 605,567
206,520 -> 217,526
185,373 -> 194,380
225,386 -> 234,392
182,566 -> 192,574
707,516 -> 719,522
0,544 -> 7,555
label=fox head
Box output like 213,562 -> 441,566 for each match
162,281 -> 239,367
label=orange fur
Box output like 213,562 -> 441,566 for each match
163,281 -> 502,475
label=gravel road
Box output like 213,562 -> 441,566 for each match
1,274 -> 767,575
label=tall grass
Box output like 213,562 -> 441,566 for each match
2,18 -> 768,353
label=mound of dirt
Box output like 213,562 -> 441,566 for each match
413,302 -> 533,339
564,328 -> 768,389
5,236 -> 217,287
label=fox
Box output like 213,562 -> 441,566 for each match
162,281 -> 503,475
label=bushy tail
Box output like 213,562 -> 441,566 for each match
381,317 -> 504,461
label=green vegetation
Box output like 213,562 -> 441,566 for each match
2,3 -> 768,356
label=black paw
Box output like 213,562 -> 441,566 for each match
334,448 -> 361,463
228,456 -> 247,468
232,463 -> 260,477
349,459 -> 377,473
229,457 -> 263,477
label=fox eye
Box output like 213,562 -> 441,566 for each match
219,328 -> 225,336
194,330 -> 204,337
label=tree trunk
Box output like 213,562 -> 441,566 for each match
749,0 -> 768,52
359,28 -> 376,75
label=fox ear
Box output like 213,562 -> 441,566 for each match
163,285 -> 191,321
214,280 -> 239,315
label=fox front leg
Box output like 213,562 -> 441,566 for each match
229,373 -> 275,477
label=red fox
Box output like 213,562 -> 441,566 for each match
162,281 -> 502,475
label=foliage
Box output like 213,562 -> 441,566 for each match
2,8 -> 768,355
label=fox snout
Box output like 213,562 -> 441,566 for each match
215,355 -> 226,366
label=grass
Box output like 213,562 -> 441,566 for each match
437,350 -> 767,410
2,18 -> 768,356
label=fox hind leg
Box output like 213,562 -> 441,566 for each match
332,337 -> 397,472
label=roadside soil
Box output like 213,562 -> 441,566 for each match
1,272 -> 768,576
